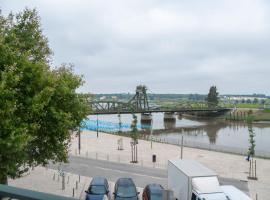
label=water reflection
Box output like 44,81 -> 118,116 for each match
86,113 -> 270,153
164,119 -> 176,130
141,119 -> 177,132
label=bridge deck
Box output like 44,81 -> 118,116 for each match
89,108 -> 231,115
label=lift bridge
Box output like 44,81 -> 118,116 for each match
89,85 -> 231,116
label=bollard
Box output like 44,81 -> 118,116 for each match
76,181 -> 78,189
255,160 -> 257,178
62,175 -> 65,190
73,188 -> 75,197
180,136 -> 184,159
53,173 -> 55,180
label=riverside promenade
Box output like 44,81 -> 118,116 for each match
70,130 -> 270,200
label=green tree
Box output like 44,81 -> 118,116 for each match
130,114 -> 138,163
247,116 -> 255,158
0,9 -> 89,184
253,98 -> 258,104
206,86 -> 219,108
246,99 -> 251,104
130,114 -> 138,143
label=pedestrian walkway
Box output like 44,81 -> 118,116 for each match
70,130 -> 270,200
8,166 -> 144,200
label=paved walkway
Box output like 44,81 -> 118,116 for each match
8,166 -> 88,199
8,166 -> 144,200
70,130 -> 270,200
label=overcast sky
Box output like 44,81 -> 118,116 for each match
1,0 -> 270,94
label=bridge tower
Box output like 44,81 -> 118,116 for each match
129,85 -> 149,110
129,85 -> 152,124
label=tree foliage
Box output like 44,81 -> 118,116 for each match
206,86 -> 219,108
130,114 -> 138,143
0,8 -> 90,184
247,116 -> 255,157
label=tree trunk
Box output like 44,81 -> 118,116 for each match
0,174 -> 8,185
0,174 -> 8,200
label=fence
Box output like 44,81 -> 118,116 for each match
71,150 -> 167,169
150,137 -> 270,159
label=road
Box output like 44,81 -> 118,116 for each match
48,156 -> 248,192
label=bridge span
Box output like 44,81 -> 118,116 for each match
89,85 -> 231,117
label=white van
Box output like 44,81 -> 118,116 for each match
221,185 -> 252,200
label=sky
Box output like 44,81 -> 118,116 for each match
1,0 -> 270,95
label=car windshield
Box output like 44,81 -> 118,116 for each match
200,193 -> 229,200
150,192 -> 163,200
90,185 -> 106,195
116,185 -> 137,198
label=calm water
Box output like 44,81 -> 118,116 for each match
86,113 -> 270,156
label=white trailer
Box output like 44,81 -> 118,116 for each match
168,159 -> 229,200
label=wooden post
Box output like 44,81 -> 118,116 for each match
96,114 -> 99,138
249,160 -> 251,177
255,160 -> 257,178
181,136 -> 184,159
62,175 -> 65,190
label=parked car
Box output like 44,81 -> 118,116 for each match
85,177 -> 110,200
142,184 -> 164,200
113,178 -> 139,200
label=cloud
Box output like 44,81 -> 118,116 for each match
1,0 -> 270,94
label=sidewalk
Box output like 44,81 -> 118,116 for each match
70,130 -> 270,200
8,166 -> 89,199
8,166 -> 144,200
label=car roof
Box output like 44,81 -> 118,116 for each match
91,177 -> 107,185
147,184 -> 163,192
116,178 -> 134,186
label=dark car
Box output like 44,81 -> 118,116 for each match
142,184 -> 164,200
113,178 -> 139,200
85,177 -> 110,200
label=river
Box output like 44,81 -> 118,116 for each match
84,113 -> 270,158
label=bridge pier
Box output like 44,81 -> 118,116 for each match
177,113 -> 183,120
164,112 -> 176,121
164,119 -> 176,129
141,113 -> 152,123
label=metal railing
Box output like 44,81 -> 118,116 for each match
72,150 -> 167,169
0,184 -> 78,200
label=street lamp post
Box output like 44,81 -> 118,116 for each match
78,128 -> 81,155
96,114 -> 99,138
150,118 -> 153,149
